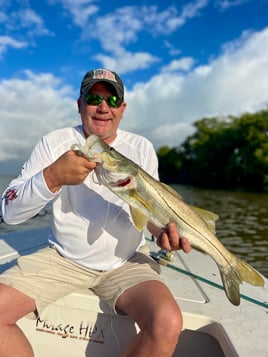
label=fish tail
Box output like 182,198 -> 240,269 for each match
220,259 -> 265,306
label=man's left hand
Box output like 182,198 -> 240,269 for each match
156,222 -> 191,253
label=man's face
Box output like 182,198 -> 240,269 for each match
78,82 -> 126,143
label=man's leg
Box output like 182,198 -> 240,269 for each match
116,280 -> 182,357
0,283 -> 36,357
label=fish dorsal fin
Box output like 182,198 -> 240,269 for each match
191,206 -> 219,234
129,206 -> 148,232
159,182 -> 184,200
160,182 -> 218,233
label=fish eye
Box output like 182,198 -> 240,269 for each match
109,147 -> 115,152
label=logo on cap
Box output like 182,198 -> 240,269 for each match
92,69 -> 117,82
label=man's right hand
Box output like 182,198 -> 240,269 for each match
43,150 -> 97,193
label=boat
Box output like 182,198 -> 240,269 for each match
0,226 -> 267,356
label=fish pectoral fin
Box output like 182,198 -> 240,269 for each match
130,190 -> 155,213
129,206 -> 148,232
191,206 -> 219,234
128,190 -> 153,231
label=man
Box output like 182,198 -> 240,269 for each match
0,68 -> 191,357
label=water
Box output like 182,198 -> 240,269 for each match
171,184 -> 268,278
1,176 -> 267,277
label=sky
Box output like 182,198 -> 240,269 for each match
0,0 -> 268,174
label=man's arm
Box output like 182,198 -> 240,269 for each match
2,147 -> 95,224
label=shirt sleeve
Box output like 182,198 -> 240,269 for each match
1,137 -> 59,225
142,140 -> 160,181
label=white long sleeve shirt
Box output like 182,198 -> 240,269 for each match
1,126 -> 159,270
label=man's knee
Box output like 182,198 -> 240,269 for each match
153,301 -> 182,337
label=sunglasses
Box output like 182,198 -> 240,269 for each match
84,93 -> 122,108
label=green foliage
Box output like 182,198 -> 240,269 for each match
157,146 -> 182,182
157,109 -> 268,191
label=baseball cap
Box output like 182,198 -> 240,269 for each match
80,69 -> 124,99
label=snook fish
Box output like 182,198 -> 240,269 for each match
74,135 -> 264,305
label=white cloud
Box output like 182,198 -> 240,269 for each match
91,7 -> 143,55
216,0 -> 249,11
0,36 -> 27,56
48,0 -> 99,28
16,8 -> 52,36
50,2 -> 207,70
0,3 -> 53,46
179,0 -> 208,24
161,57 -> 195,73
163,41 -> 181,56
83,3 -> 205,72
1,27 -> 268,165
0,71 -> 77,161
94,51 -> 160,74
88,2 -> 208,47
121,27 -> 268,148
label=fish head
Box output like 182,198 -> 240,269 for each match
83,135 -> 137,188
79,135 -> 106,163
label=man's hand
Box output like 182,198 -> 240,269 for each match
43,150 -> 97,193
148,222 -> 191,253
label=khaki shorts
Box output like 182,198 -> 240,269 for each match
0,245 -> 162,319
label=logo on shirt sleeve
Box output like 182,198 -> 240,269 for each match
3,189 -> 18,205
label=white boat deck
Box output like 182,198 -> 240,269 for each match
0,227 -> 267,356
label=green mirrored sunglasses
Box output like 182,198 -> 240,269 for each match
84,93 -> 122,108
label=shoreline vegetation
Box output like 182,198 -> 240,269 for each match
157,109 -> 268,192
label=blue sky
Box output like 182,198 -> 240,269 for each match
1,0 -> 268,173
